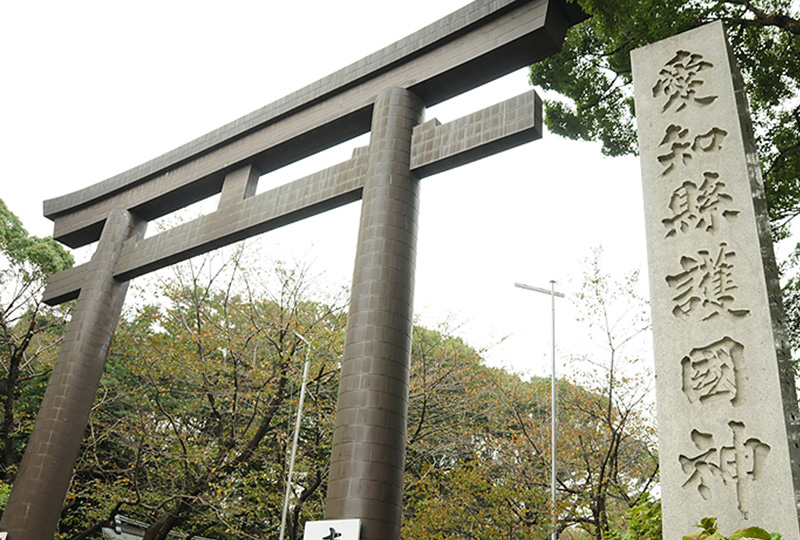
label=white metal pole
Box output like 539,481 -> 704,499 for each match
514,281 -> 564,540
279,333 -> 312,540
549,280 -> 557,540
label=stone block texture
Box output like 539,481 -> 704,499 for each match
42,0 -> 582,249
325,88 -> 425,540
632,21 -> 800,538
0,210 -> 145,539
411,90 -> 542,177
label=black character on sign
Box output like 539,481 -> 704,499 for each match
323,528 -> 342,540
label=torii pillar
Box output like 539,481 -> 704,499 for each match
0,211 -> 146,538
325,88 -> 425,536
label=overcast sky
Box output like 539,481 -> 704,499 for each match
1,0 -> 653,377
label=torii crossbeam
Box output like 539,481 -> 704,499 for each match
0,1 -> 586,539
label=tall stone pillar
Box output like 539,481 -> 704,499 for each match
325,88 -> 425,540
0,209 -> 146,539
631,22 -> 800,538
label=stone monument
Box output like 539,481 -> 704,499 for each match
632,22 -> 800,538
0,1 -> 586,539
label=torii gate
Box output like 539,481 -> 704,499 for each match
0,1 -> 586,539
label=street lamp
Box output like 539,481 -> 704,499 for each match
515,280 -> 564,540
279,332 -> 312,540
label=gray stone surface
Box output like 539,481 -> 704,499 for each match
631,21 -> 800,538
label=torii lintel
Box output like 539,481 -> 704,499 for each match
42,0 -> 584,251
43,91 -> 542,305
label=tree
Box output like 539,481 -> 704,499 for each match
44,238 -> 658,540
529,0 -> 800,234
403,327 -> 555,540
684,516 -> 781,540
401,261 -> 660,540
555,249 -> 658,539
0,199 -> 72,490
401,350 -> 659,540
607,497 -> 662,540
58,250 -> 346,540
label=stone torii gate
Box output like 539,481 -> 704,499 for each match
0,1 -> 586,539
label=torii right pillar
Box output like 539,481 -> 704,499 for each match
632,22 -> 800,538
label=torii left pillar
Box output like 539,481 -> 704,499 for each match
0,210 -> 146,539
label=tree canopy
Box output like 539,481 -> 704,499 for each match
0,199 -> 73,278
530,0 -> 800,233
0,200 -> 73,487
0,240 -> 661,540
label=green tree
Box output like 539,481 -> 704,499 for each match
607,497 -> 662,540
555,250 -> 658,540
529,0 -> 800,233
59,251 -> 346,540
684,517 -> 780,540
401,349 -> 658,540
401,291 -> 659,540
403,328 -> 555,540
0,200 -> 72,491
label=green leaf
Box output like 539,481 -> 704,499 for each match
730,528 -> 772,540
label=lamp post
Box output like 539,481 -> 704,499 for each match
515,280 -> 564,540
279,332 -> 312,540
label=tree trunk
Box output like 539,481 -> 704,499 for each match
1,349 -> 20,480
596,494 -> 608,540
142,507 -> 185,540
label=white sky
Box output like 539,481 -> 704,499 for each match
1,0 -> 653,377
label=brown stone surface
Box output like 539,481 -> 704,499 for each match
324,87 -> 424,540
0,210 -> 145,539
42,0 -> 582,249
42,91 -> 542,305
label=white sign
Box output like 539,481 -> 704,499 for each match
303,519 -> 360,540
0,532 -> 7,539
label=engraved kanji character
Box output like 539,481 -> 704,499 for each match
666,243 -> 750,321
679,422 -> 770,519
681,337 -> 744,405
658,125 -> 692,174
657,125 -> 728,176
662,173 -> 739,237
694,127 -> 727,152
719,421 -> 771,519
652,50 -> 718,113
